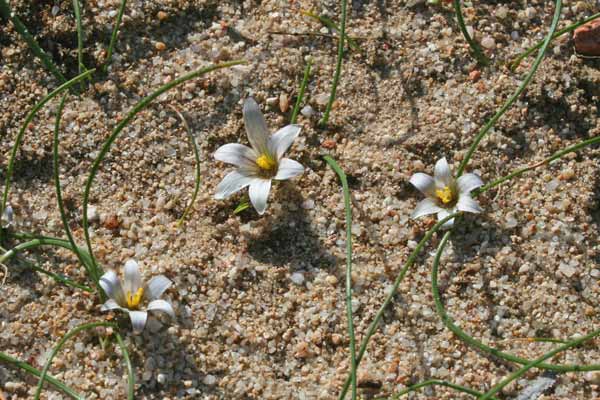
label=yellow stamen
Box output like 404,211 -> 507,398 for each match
435,186 -> 453,204
256,153 -> 277,171
126,287 -> 144,309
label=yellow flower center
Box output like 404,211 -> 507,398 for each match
435,186 -> 454,204
256,153 -> 277,172
126,287 -> 144,309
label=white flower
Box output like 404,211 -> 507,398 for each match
2,205 -> 13,228
214,97 -> 304,215
409,157 -> 484,228
99,260 -> 175,334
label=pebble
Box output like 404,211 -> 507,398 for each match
155,42 -> 167,51
574,19 -> 600,56
86,206 -> 99,222
157,373 -> 167,384
203,375 -> 217,386
157,11 -> 168,21
481,37 -> 495,49
279,93 -> 290,113
325,275 -> 338,285
290,272 -> 305,285
300,105 -> 315,117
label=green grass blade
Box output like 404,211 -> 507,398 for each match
290,60 -> 312,124
456,0 -> 563,177
34,321 -> 117,400
319,0 -> 348,127
103,0 -> 127,72
0,0 -> 67,82
383,378 -> 497,400
452,0 -> 488,65
72,0 -> 87,80
301,10 -> 360,51
1,69 -> 96,217
82,60 -> 246,288
323,155 -> 357,400
337,212 -> 461,400
169,106 -> 202,227
510,12 -> 600,71
0,351 -> 83,400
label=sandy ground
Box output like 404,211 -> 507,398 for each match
1,0 -> 600,399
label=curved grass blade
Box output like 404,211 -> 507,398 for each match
337,212 -> 461,400
114,332 -> 135,399
82,60 -> 246,287
323,155 -> 357,400
0,0 -> 67,83
103,0 -> 127,72
1,69 -> 96,217
34,321 -> 118,400
455,0 -> 563,177
383,378 -> 497,400
169,106 -> 201,227
0,351 -> 83,400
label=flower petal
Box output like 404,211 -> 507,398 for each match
274,158 -> 304,180
128,310 -> 148,334
249,179 -> 272,215
214,143 -> 257,168
147,299 -> 175,318
145,275 -> 172,301
437,209 -> 455,229
214,170 -> 255,200
100,298 -> 124,312
243,98 -> 270,154
411,198 -> 442,219
99,270 -> 125,305
457,194 -> 483,214
457,173 -> 484,194
123,259 -> 142,295
409,173 -> 435,197
434,157 -> 453,188
268,124 -> 301,159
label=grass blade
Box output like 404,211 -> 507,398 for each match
0,0 -> 67,83
384,378 -> 497,400
103,0 -> 127,72
0,351 -> 83,400
114,332 -> 135,399
82,60 -> 246,289
323,155 -> 357,400
72,0 -> 87,80
290,60 -> 312,124
319,0 -> 348,127
452,0 -> 488,65
1,69 -> 96,217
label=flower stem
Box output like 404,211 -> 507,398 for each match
323,155 -> 357,400
452,0 -> 489,66
319,0 -> 348,127
455,0 -> 563,177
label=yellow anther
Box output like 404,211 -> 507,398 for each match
126,287 -> 144,309
435,186 -> 453,204
256,153 -> 277,171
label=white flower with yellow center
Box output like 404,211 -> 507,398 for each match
409,157 -> 484,228
214,97 -> 304,215
99,260 -> 175,334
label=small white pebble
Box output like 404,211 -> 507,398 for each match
290,272 -> 305,285
203,375 -> 217,386
86,206 -> 99,222
300,105 -> 315,117
301,199 -> 315,209
157,373 -> 167,384
481,37 -> 495,49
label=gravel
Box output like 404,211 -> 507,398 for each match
1,0 -> 600,399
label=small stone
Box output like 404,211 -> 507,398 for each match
590,269 -> 600,278
290,272 -> 305,285
574,20 -> 600,56
157,373 -> 167,384
102,214 -> 120,230
51,5 -> 60,16
279,93 -> 290,113
155,42 -> 167,51
300,105 -> 315,117
157,11 -> 168,21
469,70 -> 481,82
301,199 -> 315,210
294,341 -> 310,358
202,375 -> 217,386
314,93 -> 329,106
495,7 -> 508,19
325,275 -> 338,285
87,206 -> 99,222
322,139 -> 336,149
481,37 -> 495,49
331,333 -> 342,345
558,263 -> 577,278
